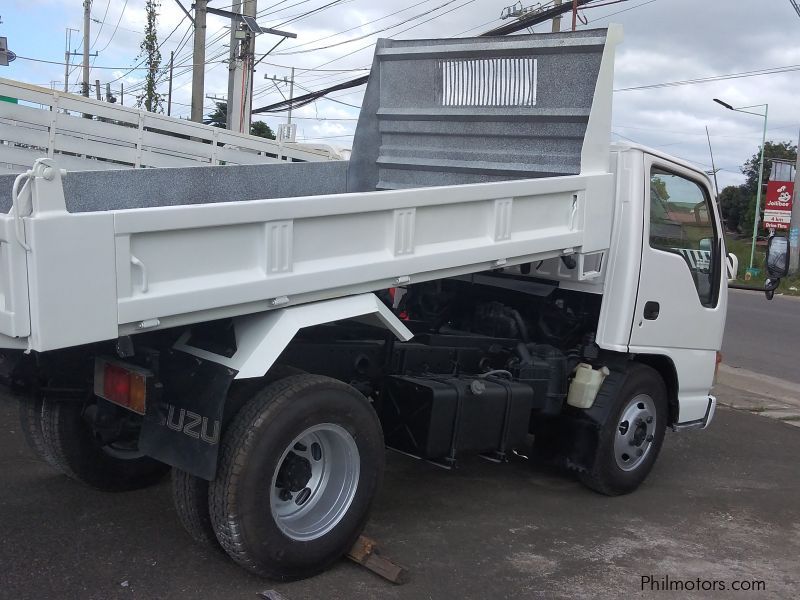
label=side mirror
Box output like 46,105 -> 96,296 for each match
764,235 -> 790,300
766,235 -> 789,278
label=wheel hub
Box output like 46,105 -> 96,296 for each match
269,424 -> 360,542
613,394 -> 657,471
276,451 -> 312,492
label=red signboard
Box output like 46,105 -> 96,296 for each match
763,180 -> 794,230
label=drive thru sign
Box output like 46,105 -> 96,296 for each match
763,181 -> 794,230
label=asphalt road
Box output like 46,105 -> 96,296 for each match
722,288 -> 800,383
1,397 -> 798,600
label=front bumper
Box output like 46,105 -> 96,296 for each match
672,395 -> 716,432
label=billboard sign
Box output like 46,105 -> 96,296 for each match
764,181 -> 794,230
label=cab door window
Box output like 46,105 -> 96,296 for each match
649,168 -> 718,307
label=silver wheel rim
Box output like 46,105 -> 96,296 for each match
270,423 -> 360,542
614,393 -> 657,471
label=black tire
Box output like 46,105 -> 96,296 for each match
40,398 -> 169,492
172,469 -> 219,547
173,365 -> 305,549
209,374 -> 384,580
578,363 -> 667,496
18,394 -> 55,466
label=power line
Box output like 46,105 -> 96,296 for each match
106,15 -> 191,85
278,0 -> 438,52
274,0 -> 471,56
90,0 -> 112,49
615,63 -> 800,92
256,0 -> 309,18
585,0 -> 659,22
96,0 -> 130,54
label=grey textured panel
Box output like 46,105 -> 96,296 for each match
0,161 -> 349,214
347,30 -> 607,192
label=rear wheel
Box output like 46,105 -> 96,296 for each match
579,364 -> 667,496
209,374 -> 384,580
40,398 -> 169,492
172,469 -> 218,547
18,394 -> 55,466
172,365 -> 304,548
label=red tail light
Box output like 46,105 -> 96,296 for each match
94,358 -> 150,415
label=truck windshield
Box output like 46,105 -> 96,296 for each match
649,168 -> 719,308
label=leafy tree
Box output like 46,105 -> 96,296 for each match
136,0 -> 164,113
205,102 -> 276,139
205,102 -> 227,128
715,141 -> 798,235
250,120 -> 276,139
718,185 -> 749,232
742,140 -> 797,195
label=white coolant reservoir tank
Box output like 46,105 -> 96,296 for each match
567,363 -> 611,409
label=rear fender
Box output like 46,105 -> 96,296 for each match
174,293 -> 413,379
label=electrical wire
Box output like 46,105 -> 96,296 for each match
274,0 -> 468,56
277,0 -> 437,52
615,64 -> 800,92
96,0 -> 130,54
585,0 -> 659,22
106,14 -> 191,85
90,0 -> 112,49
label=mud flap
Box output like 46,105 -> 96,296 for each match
139,349 -> 236,480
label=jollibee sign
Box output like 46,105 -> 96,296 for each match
764,181 -> 794,230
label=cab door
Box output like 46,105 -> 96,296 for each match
628,154 -> 727,423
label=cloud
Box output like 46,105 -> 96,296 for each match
3,0 -> 797,184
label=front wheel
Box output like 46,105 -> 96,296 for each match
579,364 -> 667,496
209,374 -> 384,580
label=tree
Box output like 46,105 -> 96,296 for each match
742,140 -> 797,196
136,0 -> 164,113
718,185 -> 749,232
250,120 -> 276,140
205,102 -> 227,128
204,103 -> 276,139
716,141 -> 798,235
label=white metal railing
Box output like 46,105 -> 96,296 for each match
0,78 -> 336,174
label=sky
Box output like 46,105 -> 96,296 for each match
1,0 -> 799,189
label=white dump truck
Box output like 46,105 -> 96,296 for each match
0,26 -> 740,579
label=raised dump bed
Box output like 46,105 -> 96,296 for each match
0,27 -> 620,352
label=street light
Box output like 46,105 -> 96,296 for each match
714,98 -> 769,274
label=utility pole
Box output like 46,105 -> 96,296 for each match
245,0 -> 258,136
82,0 -> 92,97
64,27 -> 78,94
552,0 -> 563,32
167,50 -> 175,116
265,70 -> 296,141
191,0 -> 208,123
287,66 -> 295,125
227,0 -> 257,134
705,126 -> 720,198
226,0 -> 242,130
64,50 -> 71,93
572,0 -> 578,31
788,128 -> 800,273
95,79 -> 101,100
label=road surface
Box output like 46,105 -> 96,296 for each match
0,397 -> 798,600
722,288 -> 800,383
